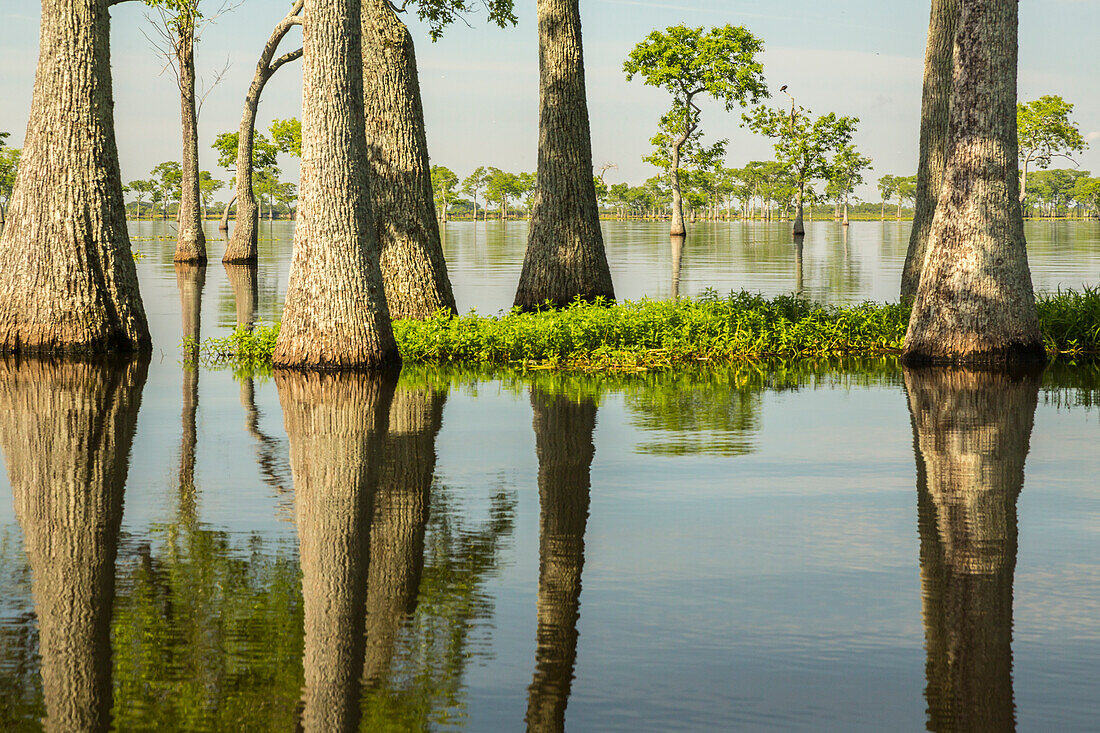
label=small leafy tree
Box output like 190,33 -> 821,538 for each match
829,144 -> 873,225
151,161 -> 183,220
213,132 -> 278,173
1018,95 -> 1088,204
485,168 -> 522,221
462,166 -> 490,221
745,95 -> 859,234
197,171 -> 223,219
430,165 -> 459,221
127,179 -> 155,219
877,174 -> 897,220
624,24 -> 768,235
0,139 -> 20,225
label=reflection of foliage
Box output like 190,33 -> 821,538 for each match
100,481 -> 515,731
360,487 -> 516,730
111,530 -> 304,730
625,375 -> 762,456
0,528 -> 41,729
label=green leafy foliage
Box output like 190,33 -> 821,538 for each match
745,102 -> 859,201
212,132 -> 278,171
1018,95 -> 1088,170
200,289 -> 1100,371
268,118 -> 301,158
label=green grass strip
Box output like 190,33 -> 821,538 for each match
197,287 -> 1100,372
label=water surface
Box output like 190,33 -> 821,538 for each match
0,221 -> 1097,731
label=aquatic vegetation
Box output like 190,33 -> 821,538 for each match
198,289 -> 1100,371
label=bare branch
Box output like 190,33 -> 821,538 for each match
197,56 -> 232,119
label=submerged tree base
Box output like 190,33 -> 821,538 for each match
198,288 -> 1100,372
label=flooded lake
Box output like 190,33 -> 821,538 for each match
0,220 -> 1098,731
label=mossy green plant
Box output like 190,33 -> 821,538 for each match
197,288 -> 1100,372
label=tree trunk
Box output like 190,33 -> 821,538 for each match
278,370 -> 396,733
906,367 -> 1038,732
225,5 -> 303,263
175,20 -> 207,263
363,384 -> 446,687
902,0 -> 958,302
670,234 -> 685,301
361,0 -> 457,319
792,183 -> 805,235
219,192 -> 237,232
0,0 -> 150,355
903,0 -> 1044,366
1018,155 -> 1031,205
273,0 -> 400,369
842,194 -> 850,226
525,388 -> 594,733
0,357 -> 147,733
513,0 -> 614,310
670,148 -> 687,236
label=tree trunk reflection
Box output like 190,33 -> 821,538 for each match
278,370 -> 396,732
905,367 -> 1040,733
176,263 -> 205,524
525,388 -> 595,732
0,358 -> 147,732
363,385 -> 446,687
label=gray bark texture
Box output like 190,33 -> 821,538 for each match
901,0 -> 958,302
0,0 -> 150,355
279,369 -> 396,733
224,3 -> 303,263
513,0 -> 615,311
218,192 -> 235,232
902,0 -> 1044,366
363,384 -> 446,687
174,19 -> 207,263
273,0 -> 400,369
906,366 -> 1038,732
0,357 -> 147,733
362,0 -> 457,319
525,389 -> 594,732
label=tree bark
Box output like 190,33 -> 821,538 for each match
670,234 -> 685,301
906,366 -> 1038,732
279,370 -> 396,733
525,388 -> 594,732
224,4 -> 303,263
219,192 -> 235,232
273,0 -> 400,369
362,384 -> 446,687
0,0 -> 150,355
792,184 -> 805,236
361,0 -> 457,319
174,19 -> 207,263
513,0 -> 615,310
902,0 -> 1044,366
0,356 -> 147,733
901,0 -> 958,302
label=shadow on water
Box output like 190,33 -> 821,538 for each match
525,387 -> 596,732
0,356 -> 148,731
905,367 -> 1041,732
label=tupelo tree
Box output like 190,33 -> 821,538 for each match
745,94 -> 859,236
223,2 -> 303,263
624,25 -> 767,236
513,0 -> 615,311
1017,95 -> 1087,205
902,0 -> 1044,366
0,0 -> 150,354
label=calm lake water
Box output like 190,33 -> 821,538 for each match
0,220 -> 1098,731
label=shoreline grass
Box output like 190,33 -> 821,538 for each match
198,288 -> 1100,372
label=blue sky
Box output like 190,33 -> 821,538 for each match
1,0 -> 1097,200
